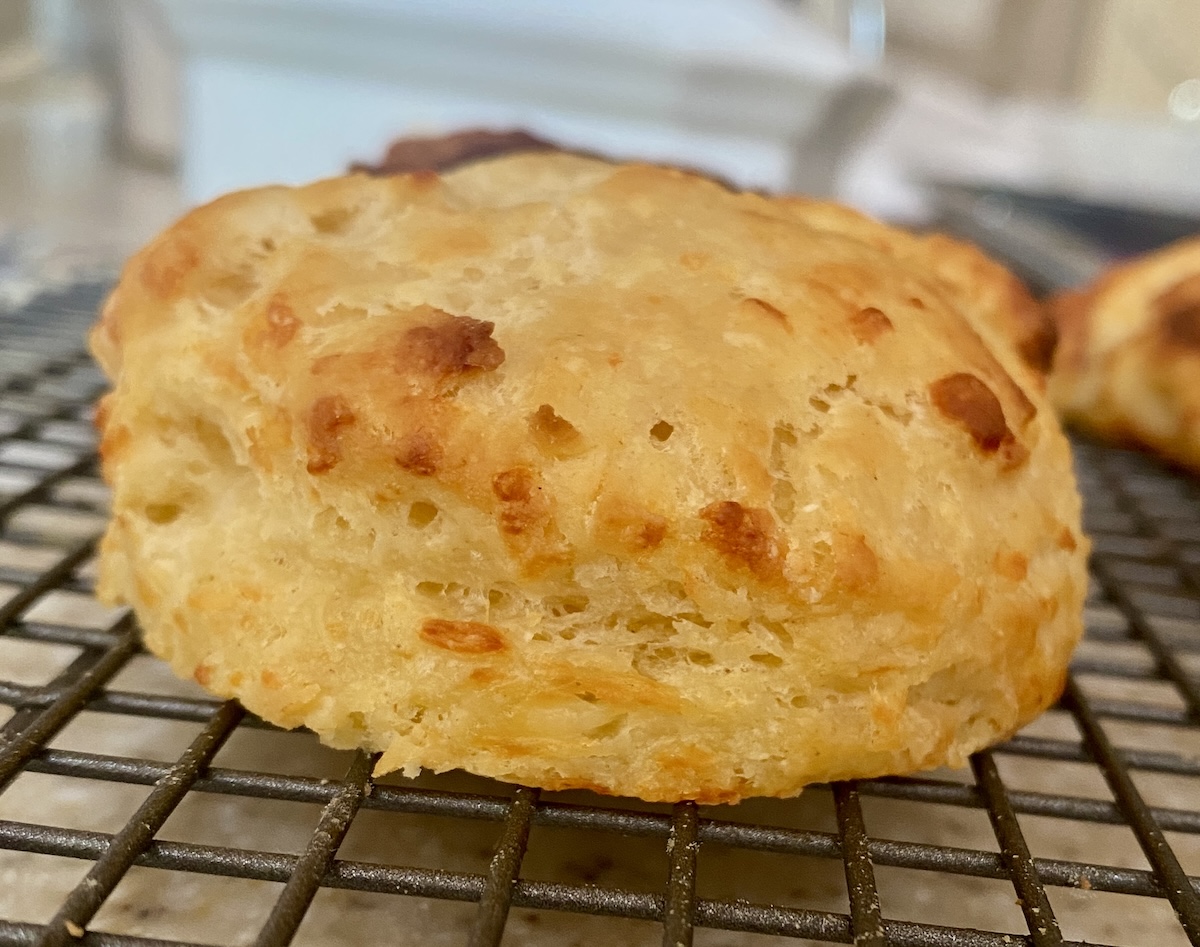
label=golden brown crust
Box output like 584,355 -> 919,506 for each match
1156,273 -> 1200,350
928,372 -> 1029,469
1048,236 -> 1200,474
849,306 -> 894,344
769,198 -> 1057,386
420,618 -> 509,654
91,153 -> 1086,803
917,233 -> 1059,377
699,501 -> 788,582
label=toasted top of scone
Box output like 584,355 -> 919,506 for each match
93,152 -> 1053,482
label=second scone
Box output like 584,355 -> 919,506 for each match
91,154 -> 1087,803
1050,236 -> 1200,474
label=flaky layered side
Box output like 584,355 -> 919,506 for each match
1049,237 -> 1200,474
91,154 -> 1086,803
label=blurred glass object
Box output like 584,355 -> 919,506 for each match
0,0 -> 182,293
1167,78 -> 1200,123
879,0 -> 1098,100
848,0 -> 887,62
112,0 -> 179,165
0,3 -> 35,77
158,0 -> 893,202
0,1 -> 112,222
795,0 -> 887,63
1083,0 -> 1200,117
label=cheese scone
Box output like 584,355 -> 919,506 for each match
90,154 -> 1086,803
1050,236 -> 1200,474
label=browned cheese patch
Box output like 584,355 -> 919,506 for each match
529,404 -> 584,458
1057,526 -> 1078,552
962,328 -> 1038,434
993,548 -> 1029,582
1016,314 -> 1059,376
492,466 -> 572,570
699,501 -> 786,581
849,306 -> 894,344
395,428 -> 443,475
1156,274 -> 1200,350
396,309 -> 505,392
492,466 -> 544,536
468,666 -> 502,685
594,496 -> 668,553
306,395 -> 357,474
651,746 -> 746,805
493,466 -> 535,504
1164,307 -> 1200,348
928,372 -> 1028,468
420,618 -> 508,654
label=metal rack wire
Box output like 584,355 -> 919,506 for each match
0,283 -> 1197,947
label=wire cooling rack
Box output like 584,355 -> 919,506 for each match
0,283 -> 1198,947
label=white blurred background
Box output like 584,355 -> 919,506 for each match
0,0 -> 1198,275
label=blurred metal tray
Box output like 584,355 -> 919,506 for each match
932,185 -> 1200,293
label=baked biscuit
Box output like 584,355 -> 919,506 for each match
91,154 -> 1087,803
1050,237 -> 1200,474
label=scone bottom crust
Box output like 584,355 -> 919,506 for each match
90,154 -> 1087,804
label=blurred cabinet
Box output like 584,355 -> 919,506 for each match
157,0 -> 891,202
0,3 -> 31,50
1077,0 -> 1200,117
883,0 -> 1101,100
883,0 -> 1200,119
